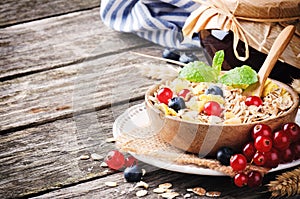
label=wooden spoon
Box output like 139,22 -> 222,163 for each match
244,25 -> 295,97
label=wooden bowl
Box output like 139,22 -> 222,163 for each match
145,79 -> 299,157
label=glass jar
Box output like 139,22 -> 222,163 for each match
199,29 -> 300,85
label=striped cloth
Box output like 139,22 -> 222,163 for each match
100,0 -> 201,50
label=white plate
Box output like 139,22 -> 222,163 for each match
113,103 -> 300,176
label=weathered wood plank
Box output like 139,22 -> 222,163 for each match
0,100 -> 142,199
0,0 -> 100,27
0,46 -> 172,132
31,166 -> 287,199
0,8 -> 151,80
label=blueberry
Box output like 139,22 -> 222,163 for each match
205,85 -> 224,97
168,97 -> 186,112
124,165 -> 143,182
179,52 -> 199,64
216,146 -> 234,166
162,48 -> 180,61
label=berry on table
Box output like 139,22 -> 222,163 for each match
247,171 -> 263,187
204,101 -> 222,116
125,156 -> 138,167
253,152 -> 266,166
230,154 -> 247,171
162,48 -> 180,61
104,150 -> 125,170
245,96 -> 263,107
264,148 -> 280,168
282,122 -> 300,142
254,135 -> 272,152
242,142 -> 256,162
280,147 -> 295,163
179,52 -> 198,64
251,124 -> 272,139
157,87 -> 173,105
234,173 -> 248,187
290,141 -> 300,160
216,146 -> 234,166
124,165 -> 143,182
272,130 -> 291,150
168,97 -> 186,112
204,85 -> 224,97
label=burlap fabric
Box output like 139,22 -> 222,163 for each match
183,0 -> 300,69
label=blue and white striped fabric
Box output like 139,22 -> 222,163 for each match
100,0 -> 201,50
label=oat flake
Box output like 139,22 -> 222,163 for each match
161,192 -> 180,199
136,190 -> 148,197
206,191 -> 221,197
191,187 -> 206,196
159,183 -> 172,189
105,181 -> 118,187
79,155 -> 90,160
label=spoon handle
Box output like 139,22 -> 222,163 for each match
254,25 -> 295,97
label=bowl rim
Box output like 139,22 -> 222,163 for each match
145,78 -> 299,127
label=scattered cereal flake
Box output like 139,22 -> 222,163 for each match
135,181 -> 149,189
91,153 -> 103,161
141,169 -> 146,176
79,154 -> 90,160
153,187 -> 167,193
161,192 -> 180,199
105,181 -> 118,187
206,191 -> 221,197
100,162 -> 108,168
159,183 -> 172,189
105,137 -> 116,143
136,190 -> 148,197
184,193 -> 191,198
191,187 -> 206,196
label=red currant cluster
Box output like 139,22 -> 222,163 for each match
104,150 -> 137,170
104,150 -> 143,182
230,122 -> 300,187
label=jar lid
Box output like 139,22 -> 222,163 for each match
183,0 -> 300,69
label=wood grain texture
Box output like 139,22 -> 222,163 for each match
0,8 -> 151,80
31,167 -> 281,199
0,100 -> 142,199
0,46 -> 168,132
0,0 -> 100,27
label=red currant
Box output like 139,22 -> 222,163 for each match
290,141 -> 300,160
204,101 -> 222,116
157,87 -> 173,105
104,150 -> 125,170
245,96 -> 263,107
230,154 -> 247,171
264,148 -> 280,168
273,130 -> 291,150
234,173 -> 248,187
178,89 -> 190,99
242,142 -> 256,162
247,171 -> 263,187
125,156 -> 138,167
251,124 -> 272,139
254,135 -> 272,152
283,122 -> 300,142
253,151 -> 266,166
280,147 -> 295,163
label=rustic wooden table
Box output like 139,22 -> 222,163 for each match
1,1 -> 299,199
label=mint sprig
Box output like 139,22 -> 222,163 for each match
178,50 -> 258,89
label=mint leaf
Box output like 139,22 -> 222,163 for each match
218,65 -> 258,89
212,50 -> 224,72
178,61 -> 219,83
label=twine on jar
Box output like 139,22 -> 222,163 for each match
183,0 -> 300,62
